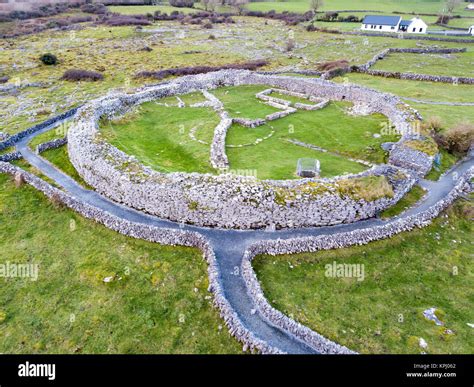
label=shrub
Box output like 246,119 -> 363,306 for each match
81,3 -> 108,15
422,116 -> 444,132
169,0 -> 195,8
40,53 -> 58,66
436,14 -> 451,24
442,123 -> 474,154
0,76 -> 9,84
285,38 -> 295,52
101,15 -> 151,26
345,15 -> 360,23
61,69 -> 104,82
404,137 -> 439,156
13,172 -> 25,188
135,60 -> 269,80
317,59 -> 349,71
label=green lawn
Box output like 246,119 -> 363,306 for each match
100,85 -> 396,180
380,185 -> 426,219
247,0 -> 471,15
254,198 -> 474,354
0,173 -> 240,354
100,95 -> 219,174
335,74 -> 474,129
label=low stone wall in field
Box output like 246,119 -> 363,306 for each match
36,137 -> 68,154
355,69 -> 474,85
353,47 -> 473,84
241,166 -> 473,353
0,151 -> 22,162
0,108 -> 78,152
0,161 -> 282,354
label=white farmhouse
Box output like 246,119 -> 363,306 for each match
361,15 -> 401,32
361,15 -> 427,34
400,17 -> 428,34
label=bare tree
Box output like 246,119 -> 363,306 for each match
208,0 -> 219,11
445,0 -> 461,14
228,0 -> 248,15
310,0 -> 324,14
201,0 -> 210,11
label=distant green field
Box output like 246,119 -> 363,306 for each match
371,51 -> 474,78
247,0 -> 470,15
334,74 -> 474,129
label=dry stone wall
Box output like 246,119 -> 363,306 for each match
67,70 -> 422,230
241,166 -> 473,353
36,137 -> 68,154
0,161 -> 282,354
353,47 -> 474,84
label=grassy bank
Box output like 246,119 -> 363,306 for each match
254,198 -> 473,354
0,173 -> 240,354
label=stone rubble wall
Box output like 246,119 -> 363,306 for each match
240,166 -> 473,354
0,108 -> 78,152
0,151 -> 22,162
389,144 -> 434,177
0,161 -> 283,355
210,118 -> 233,169
232,117 -> 266,128
353,47 -> 474,84
355,69 -> 474,85
66,70 -> 420,230
36,137 -> 68,154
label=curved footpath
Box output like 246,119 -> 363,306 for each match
3,115 -> 473,354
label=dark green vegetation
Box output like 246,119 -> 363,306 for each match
254,198 -> 473,354
425,149 -> 459,181
380,185 -> 426,219
41,146 -> 91,189
0,173 -> 240,354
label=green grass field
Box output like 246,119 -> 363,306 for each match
371,51 -> 474,78
334,74 -> 474,129
1,12 -> 471,136
247,0 -> 471,15
100,85 -> 396,180
0,173 -> 240,354
380,185 -> 426,219
100,95 -> 219,174
254,198 -> 474,354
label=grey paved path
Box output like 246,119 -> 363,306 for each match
11,117 -> 474,354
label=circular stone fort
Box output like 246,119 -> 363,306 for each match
67,69 -> 435,230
